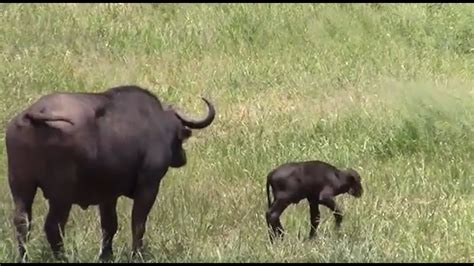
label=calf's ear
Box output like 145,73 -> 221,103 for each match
343,168 -> 360,184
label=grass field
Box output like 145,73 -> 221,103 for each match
0,3 -> 473,263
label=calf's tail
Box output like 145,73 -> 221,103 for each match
266,177 -> 272,209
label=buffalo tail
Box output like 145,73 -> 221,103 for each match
24,112 -> 74,126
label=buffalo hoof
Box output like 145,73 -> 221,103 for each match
98,251 -> 113,262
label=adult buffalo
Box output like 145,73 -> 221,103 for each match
5,85 -> 215,262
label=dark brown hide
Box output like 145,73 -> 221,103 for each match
5,85 -> 215,262
265,160 -> 363,242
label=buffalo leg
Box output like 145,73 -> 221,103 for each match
320,198 -> 343,229
98,198 -> 118,261
308,200 -> 321,239
44,200 -> 72,260
9,175 -> 37,262
131,170 -> 164,258
265,198 -> 289,243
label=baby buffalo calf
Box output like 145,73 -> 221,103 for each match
265,160 -> 363,242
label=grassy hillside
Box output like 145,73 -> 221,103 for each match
0,3 -> 473,263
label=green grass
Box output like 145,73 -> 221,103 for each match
0,3 -> 473,263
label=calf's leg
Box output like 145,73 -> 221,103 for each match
98,198 -> 118,261
320,198 -> 343,229
308,200 -> 321,239
265,198 -> 290,243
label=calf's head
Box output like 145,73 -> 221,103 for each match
340,168 -> 363,198
165,97 -> 215,168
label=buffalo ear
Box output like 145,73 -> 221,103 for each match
181,128 -> 192,140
